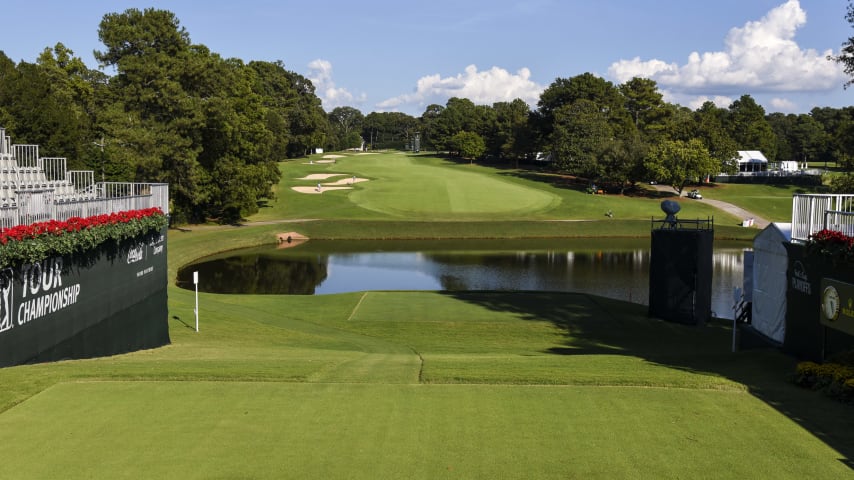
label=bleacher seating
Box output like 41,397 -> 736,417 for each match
0,131 -> 94,209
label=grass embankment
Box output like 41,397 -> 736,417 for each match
0,151 -> 851,478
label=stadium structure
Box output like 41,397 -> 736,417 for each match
0,127 -> 170,367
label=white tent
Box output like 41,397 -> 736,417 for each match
737,150 -> 768,173
750,223 -> 792,343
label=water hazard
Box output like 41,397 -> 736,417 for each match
177,239 -> 749,319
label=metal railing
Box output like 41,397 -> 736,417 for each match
791,194 -> 854,242
0,129 -> 170,229
824,210 -> 854,237
651,216 -> 714,231
0,183 -> 169,229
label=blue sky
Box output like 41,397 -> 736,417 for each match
1,0 -> 851,116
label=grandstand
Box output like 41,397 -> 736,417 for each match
0,127 -> 169,228
0,126 -> 171,367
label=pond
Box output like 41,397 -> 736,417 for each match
176,238 -> 749,319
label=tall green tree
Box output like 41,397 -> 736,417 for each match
450,131 -> 486,162
726,95 -> 777,160
619,77 -> 670,142
830,1 -> 854,89
362,111 -> 418,150
328,106 -> 364,150
691,102 -> 738,174
549,99 -> 613,178
489,99 -> 532,164
644,138 -> 716,195
95,8 -> 284,223
432,97 -> 480,151
598,133 -> 647,193
537,73 -> 632,142
0,59 -> 81,161
419,104 -> 444,152
95,8 -> 204,222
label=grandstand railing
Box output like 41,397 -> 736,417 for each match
791,194 -> 854,242
0,183 -> 169,229
0,126 -> 169,229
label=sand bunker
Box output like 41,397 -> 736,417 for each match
322,154 -> 345,159
324,177 -> 368,186
276,231 -> 308,248
291,186 -> 352,194
291,176 -> 369,194
298,173 -> 346,180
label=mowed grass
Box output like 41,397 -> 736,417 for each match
1,284 -> 852,478
0,382 -> 841,480
0,152 -> 851,478
255,152 -> 741,223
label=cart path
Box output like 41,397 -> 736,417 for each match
650,185 -> 769,229
699,198 -> 770,229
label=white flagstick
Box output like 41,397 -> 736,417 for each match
193,271 -> 199,332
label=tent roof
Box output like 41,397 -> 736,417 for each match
754,222 -> 792,249
737,150 -> 768,163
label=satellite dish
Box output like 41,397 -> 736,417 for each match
661,200 -> 681,215
660,200 -> 680,228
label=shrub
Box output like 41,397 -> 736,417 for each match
806,229 -> 854,266
0,208 -> 167,267
793,356 -> 854,403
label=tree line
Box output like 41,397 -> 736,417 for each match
0,7 -> 852,224
347,74 -> 854,195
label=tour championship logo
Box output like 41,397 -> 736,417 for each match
0,259 -> 82,336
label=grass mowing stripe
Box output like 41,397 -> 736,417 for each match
0,381 -> 848,480
347,292 -> 369,321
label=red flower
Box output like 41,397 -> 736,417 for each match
0,208 -> 165,248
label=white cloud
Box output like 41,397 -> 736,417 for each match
680,94 -> 735,111
307,59 -> 366,110
377,64 -> 544,112
607,0 -> 845,103
769,97 -> 798,112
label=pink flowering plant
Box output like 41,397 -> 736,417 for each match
0,207 -> 167,266
807,229 -> 854,266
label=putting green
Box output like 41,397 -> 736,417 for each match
0,382 -> 846,479
344,155 -> 561,218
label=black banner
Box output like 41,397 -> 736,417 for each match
0,227 -> 169,367
784,243 -> 854,361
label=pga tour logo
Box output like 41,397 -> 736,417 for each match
0,268 -> 12,333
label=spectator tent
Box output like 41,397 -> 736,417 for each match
737,150 -> 768,173
750,223 -> 792,343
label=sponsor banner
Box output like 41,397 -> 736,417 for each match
0,227 -> 168,367
790,260 -> 812,296
784,243 -> 854,360
820,278 -> 854,337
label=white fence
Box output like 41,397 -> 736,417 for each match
0,127 -> 169,229
0,183 -> 169,229
791,194 -> 854,242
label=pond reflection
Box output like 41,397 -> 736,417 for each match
177,239 -> 747,318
